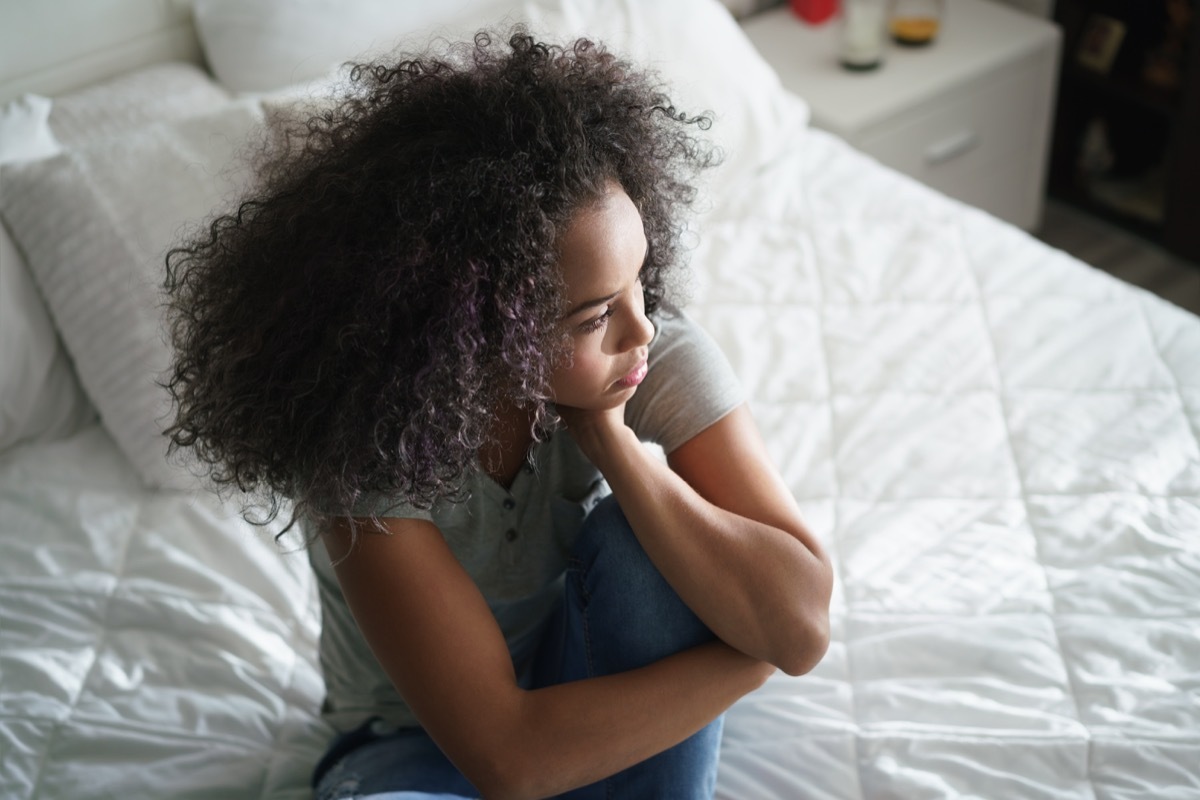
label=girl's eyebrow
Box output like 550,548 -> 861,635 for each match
561,241 -> 650,320
564,291 -> 620,320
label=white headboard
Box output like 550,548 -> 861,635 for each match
0,0 -> 205,103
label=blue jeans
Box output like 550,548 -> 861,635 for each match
312,495 -> 724,799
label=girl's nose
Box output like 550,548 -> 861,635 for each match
621,302 -> 655,352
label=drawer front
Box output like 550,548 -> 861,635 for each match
942,147 -> 1042,229
853,54 -> 1049,205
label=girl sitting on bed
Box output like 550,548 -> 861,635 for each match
163,28 -> 832,800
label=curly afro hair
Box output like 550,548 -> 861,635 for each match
163,28 -> 717,530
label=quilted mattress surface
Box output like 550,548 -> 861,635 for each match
2,123 -> 1198,799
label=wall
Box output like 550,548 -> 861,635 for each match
0,0 -> 202,102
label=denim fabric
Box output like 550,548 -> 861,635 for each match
312,495 -> 724,799
314,723 -> 478,800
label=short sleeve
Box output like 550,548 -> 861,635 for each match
625,307 -> 745,454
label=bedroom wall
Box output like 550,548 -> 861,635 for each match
0,0 -> 203,103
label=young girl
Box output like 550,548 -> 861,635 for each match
164,29 -> 832,800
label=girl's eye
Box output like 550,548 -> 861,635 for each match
579,306 -> 615,334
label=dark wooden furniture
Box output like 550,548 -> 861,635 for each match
1048,0 -> 1200,263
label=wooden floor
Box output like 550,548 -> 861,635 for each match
1035,199 -> 1200,316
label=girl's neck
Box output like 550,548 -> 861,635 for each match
479,403 -> 536,489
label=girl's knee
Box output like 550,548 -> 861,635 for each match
570,494 -> 714,671
572,493 -> 652,577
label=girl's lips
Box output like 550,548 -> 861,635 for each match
617,359 -> 648,388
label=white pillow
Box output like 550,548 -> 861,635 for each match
193,0 -> 493,93
0,102 -> 265,488
194,0 -> 809,204
0,94 -> 95,452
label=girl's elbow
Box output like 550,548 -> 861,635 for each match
776,610 -> 831,676
465,754 -> 535,800
776,565 -> 834,676
475,759 -> 569,800
440,722 -> 527,800
461,713 -> 556,800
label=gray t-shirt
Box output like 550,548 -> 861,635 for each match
308,308 -> 744,732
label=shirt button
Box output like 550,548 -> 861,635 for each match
505,529 -> 518,542
503,497 -> 516,510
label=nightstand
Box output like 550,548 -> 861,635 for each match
742,0 -> 1061,230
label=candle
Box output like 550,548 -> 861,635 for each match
840,0 -> 888,70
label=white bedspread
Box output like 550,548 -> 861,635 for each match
696,130 -> 1200,799
2,121 -> 1198,799
0,425 -> 326,798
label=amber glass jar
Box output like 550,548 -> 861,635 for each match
889,0 -> 945,46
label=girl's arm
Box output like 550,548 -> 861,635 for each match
561,401 -> 834,676
324,517 -> 772,800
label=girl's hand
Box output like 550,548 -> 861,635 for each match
555,402 -> 635,467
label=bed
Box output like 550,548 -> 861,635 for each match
1,0 -> 1197,798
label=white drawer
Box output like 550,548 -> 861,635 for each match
941,146 -> 1040,229
852,55 -> 1048,206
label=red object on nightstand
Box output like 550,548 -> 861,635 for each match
790,0 -> 838,24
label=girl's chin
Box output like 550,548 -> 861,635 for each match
552,380 -> 641,413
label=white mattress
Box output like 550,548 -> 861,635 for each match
2,101 -> 1199,800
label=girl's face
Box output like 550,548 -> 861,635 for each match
550,184 -> 656,411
